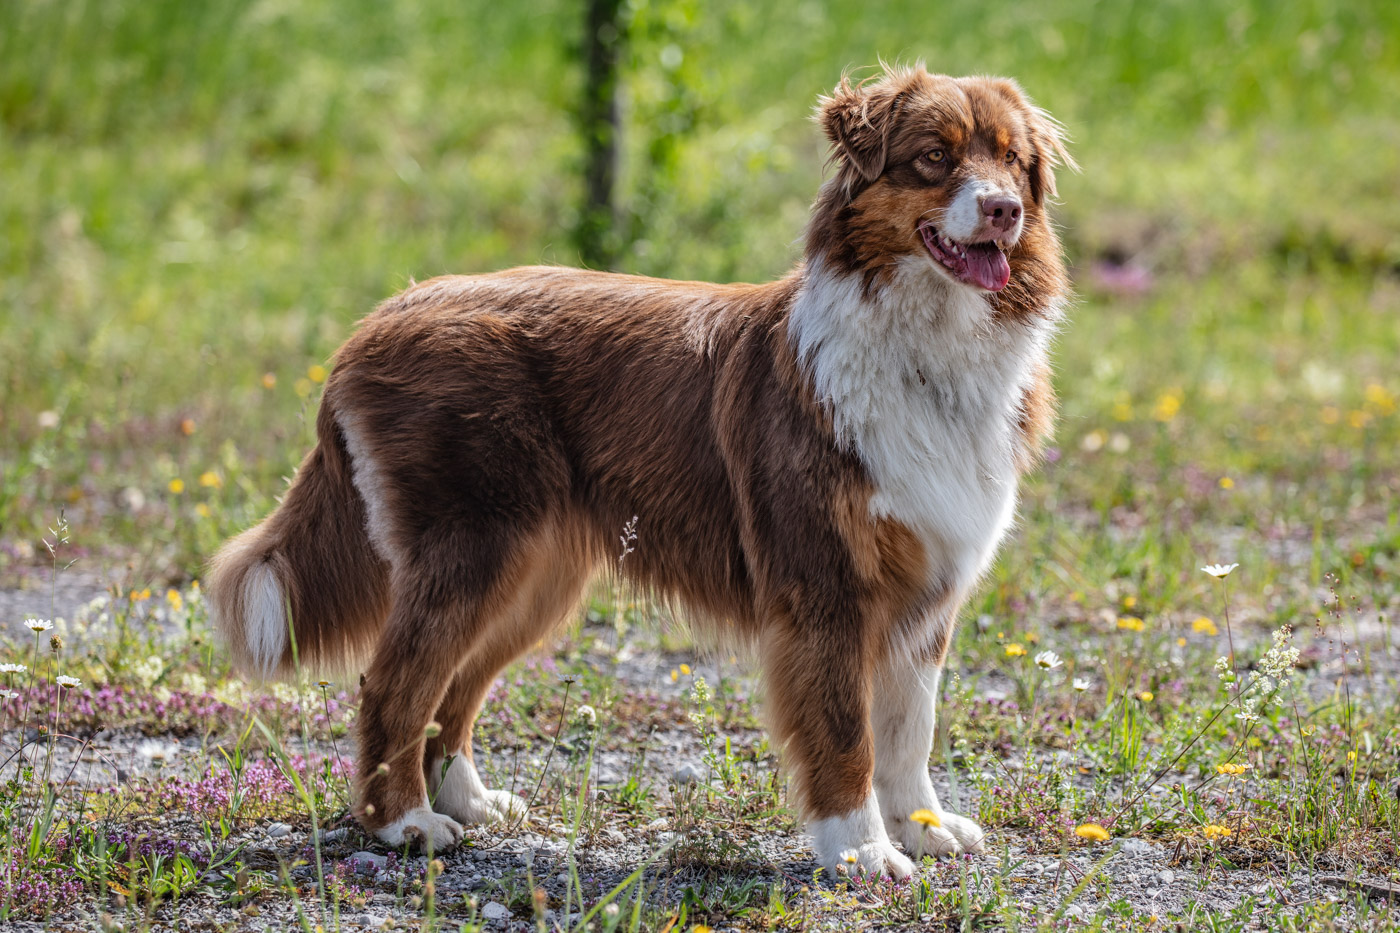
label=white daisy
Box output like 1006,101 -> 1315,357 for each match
55,675 -> 81,689
1072,677 -> 1091,692
1201,563 -> 1239,579
1034,651 -> 1063,671
26,618 -> 54,633
0,663 -> 26,674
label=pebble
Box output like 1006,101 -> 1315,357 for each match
1063,904 -> 1085,920
645,817 -> 669,831
481,901 -> 510,920
348,851 -> 387,875
265,822 -> 292,839
1118,838 -> 1156,857
1156,870 -> 1176,885
319,828 -> 349,844
600,827 -> 626,845
674,763 -> 703,784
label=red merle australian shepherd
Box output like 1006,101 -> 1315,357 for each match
210,64 -> 1072,879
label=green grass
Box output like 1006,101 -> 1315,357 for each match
2,0 -> 1399,929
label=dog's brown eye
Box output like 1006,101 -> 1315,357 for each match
927,149 -> 945,163
1005,150 -> 1017,164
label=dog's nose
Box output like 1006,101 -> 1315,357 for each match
981,196 -> 1022,233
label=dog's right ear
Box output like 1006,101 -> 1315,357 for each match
817,75 -> 903,193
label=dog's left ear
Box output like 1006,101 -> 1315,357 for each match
991,80 -> 1076,206
817,75 -> 904,191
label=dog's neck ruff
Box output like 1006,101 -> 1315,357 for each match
789,256 -> 1058,594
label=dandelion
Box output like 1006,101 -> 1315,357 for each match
1218,477 -> 1234,490
1074,823 -> 1110,842
26,619 -> 54,633
1192,617 -> 1219,636
56,675 -> 81,689
168,478 -> 185,494
1136,691 -> 1154,702
308,364 -> 328,383
198,471 -> 222,489
1152,393 -> 1181,422
1201,563 -> 1238,579
1034,650 -> 1063,671
909,808 -> 942,828
1201,824 -> 1232,841
1116,616 -> 1145,632
1072,677 -> 1091,692
1004,643 -> 1027,658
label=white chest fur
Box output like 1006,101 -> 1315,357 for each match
790,257 -> 1056,596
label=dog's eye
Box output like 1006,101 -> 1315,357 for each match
1004,150 -> 1018,164
926,149 -> 945,164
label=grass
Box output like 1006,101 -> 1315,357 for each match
2,0 -> 1399,928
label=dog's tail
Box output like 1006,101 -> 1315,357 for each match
208,395 -> 389,679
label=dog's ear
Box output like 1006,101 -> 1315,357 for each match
817,75 -> 904,191
990,79 -> 1076,206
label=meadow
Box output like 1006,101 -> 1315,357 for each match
1,0 -> 1398,929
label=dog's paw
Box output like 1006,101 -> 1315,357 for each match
891,809 -> 986,858
825,841 -> 915,881
430,755 -> 526,825
375,806 -> 464,851
811,798 -> 914,881
939,811 -> 986,854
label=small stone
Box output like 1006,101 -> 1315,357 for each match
318,828 -> 348,845
1063,904 -> 1084,920
348,851 -> 387,875
557,872 -> 570,885
645,817 -> 669,831
1118,838 -> 1155,857
266,822 -> 292,839
1155,869 -> 1176,886
482,901 -> 510,920
673,764 -> 703,785
601,827 -> 626,845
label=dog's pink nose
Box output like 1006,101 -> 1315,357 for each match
982,196 -> 1022,232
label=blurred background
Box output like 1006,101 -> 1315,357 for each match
1,0 -> 1397,610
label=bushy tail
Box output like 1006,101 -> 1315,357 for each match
208,398 -> 389,679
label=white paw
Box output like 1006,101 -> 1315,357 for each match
429,754 -> 526,825
827,840 -> 915,881
811,795 -> 914,881
890,808 -> 986,858
375,805 -> 463,851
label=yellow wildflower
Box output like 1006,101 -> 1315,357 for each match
1117,616 -> 1145,632
1004,643 -> 1027,658
198,471 -> 222,489
166,589 -> 183,611
679,663 -> 691,676
1218,477 -> 1234,490
1201,824 -> 1232,841
261,372 -> 277,390
1192,617 -> 1219,636
308,364 -> 328,383
168,478 -> 185,494
1215,762 -> 1250,776
1136,691 -> 1154,702
1153,393 -> 1181,422
1074,823 -> 1110,842
909,808 -> 942,828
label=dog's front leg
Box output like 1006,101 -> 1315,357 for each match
763,613 -> 914,881
872,657 -> 986,857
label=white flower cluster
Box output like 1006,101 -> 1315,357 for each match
1236,626 -> 1300,724
133,655 -> 165,689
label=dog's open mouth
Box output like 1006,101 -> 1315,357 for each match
918,222 -> 1011,292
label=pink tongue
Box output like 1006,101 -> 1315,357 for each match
964,243 -> 1010,291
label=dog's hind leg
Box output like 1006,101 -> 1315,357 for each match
424,526 -> 594,827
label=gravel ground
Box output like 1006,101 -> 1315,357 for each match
3,573 -> 1398,930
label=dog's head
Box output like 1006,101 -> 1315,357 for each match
808,65 -> 1073,294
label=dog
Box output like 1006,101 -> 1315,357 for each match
209,64 -> 1071,880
